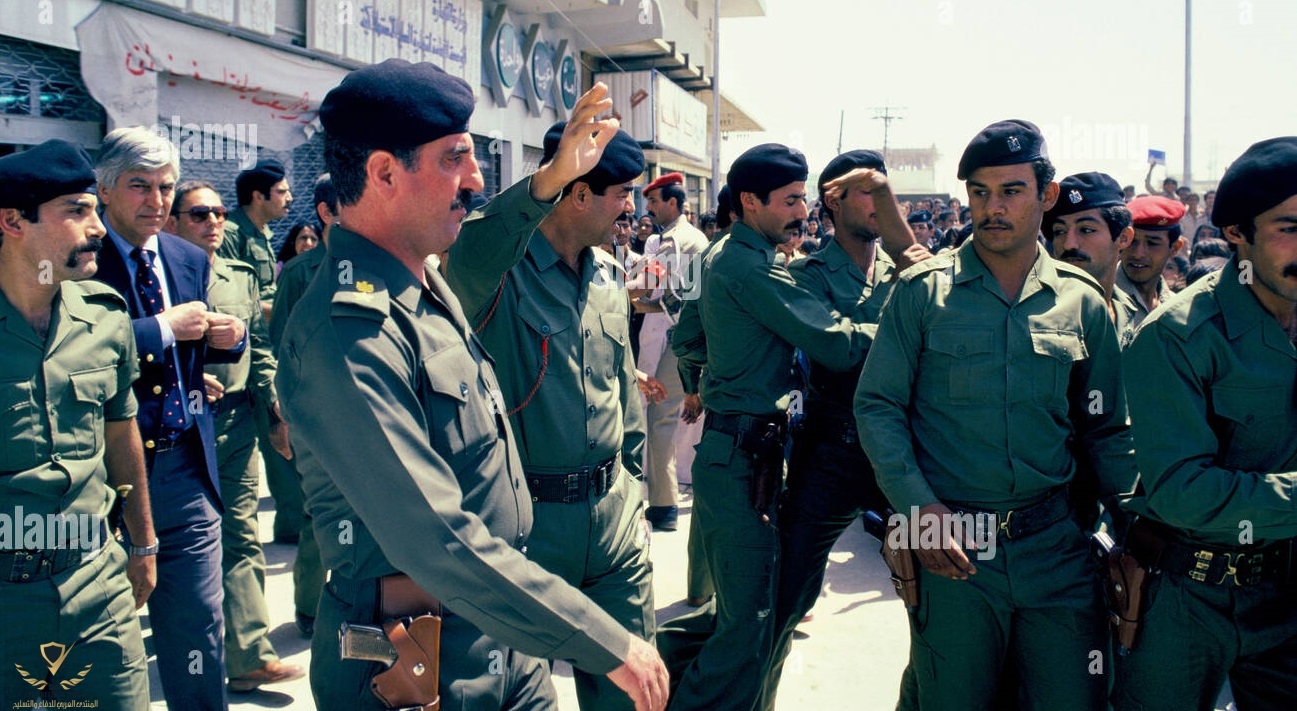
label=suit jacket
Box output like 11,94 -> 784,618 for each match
95,229 -> 245,506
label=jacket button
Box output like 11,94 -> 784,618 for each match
153,386 -> 162,394
540,324 -> 550,335
145,354 -> 155,363
51,453 -> 61,462
145,440 -> 156,449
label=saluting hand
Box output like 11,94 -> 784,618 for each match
205,311 -> 245,350
606,635 -> 670,711
530,83 -> 619,202
821,167 -> 891,200
913,502 -> 979,581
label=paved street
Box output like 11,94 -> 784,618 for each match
141,478 -> 1232,710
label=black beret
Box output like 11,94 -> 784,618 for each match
716,184 -> 732,214
540,121 -> 645,193
728,143 -> 808,197
817,150 -> 886,196
1212,136 -> 1297,229
0,139 -> 97,209
237,158 -> 285,186
957,119 -> 1048,180
1044,172 -> 1125,224
320,59 -> 474,150
907,210 -> 932,225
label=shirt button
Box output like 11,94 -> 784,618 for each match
956,345 -> 966,356
588,405 -> 596,415
585,366 -> 593,377
152,385 -> 163,395
459,383 -> 469,397
145,354 -> 155,363
51,453 -> 61,462
540,324 -> 551,335
585,329 -> 592,338
588,440 -> 596,450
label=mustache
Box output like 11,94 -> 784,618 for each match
65,238 -> 102,268
450,190 -> 476,211
978,219 -> 1013,230
1057,249 -> 1091,263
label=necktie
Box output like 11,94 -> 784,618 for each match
132,247 -> 188,432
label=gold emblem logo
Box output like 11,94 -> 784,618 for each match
356,280 -> 375,294
13,641 -> 93,691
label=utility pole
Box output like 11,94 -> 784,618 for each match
871,106 -> 906,162
710,0 -> 722,208
837,110 -> 844,156
1183,0 -> 1192,188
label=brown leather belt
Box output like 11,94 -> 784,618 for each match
379,574 -> 446,618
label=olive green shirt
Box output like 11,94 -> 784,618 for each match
855,239 -> 1138,512
1,280 -> 138,522
788,240 -> 896,420
692,222 -> 875,417
276,225 -> 630,674
669,238 -> 723,396
219,207 -> 276,302
1113,287 -> 1139,349
446,179 -> 645,478
269,246 -> 326,352
1122,258 -> 1297,546
204,257 -> 276,406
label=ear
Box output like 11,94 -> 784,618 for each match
0,207 -> 26,240
1041,181 -> 1060,211
365,150 -> 400,199
740,191 -> 759,211
1115,226 -> 1134,252
824,190 -> 843,216
570,181 -> 592,209
163,215 -> 179,234
1171,236 -> 1186,254
315,201 -> 334,226
1221,224 -> 1247,247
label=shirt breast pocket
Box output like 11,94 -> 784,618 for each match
1213,385 -> 1292,469
1,379 -> 38,471
68,365 -> 116,458
1029,329 -> 1087,412
598,313 -> 628,378
925,328 -> 995,404
422,347 -> 495,458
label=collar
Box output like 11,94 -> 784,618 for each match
1216,258 -> 1294,357
106,222 -> 159,262
953,239 -> 1061,294
729,222 -> 777,265
228,207 -> 271,239
327,226 -> 425,313
59,280 -> 99,324
528,228 -> 594,277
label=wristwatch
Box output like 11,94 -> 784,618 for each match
129,541 -> 160,556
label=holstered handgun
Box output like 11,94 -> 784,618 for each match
1094,527 -> 1152,654
370,615 -> 442,711
738,421 -> 786,526
874,510 -> 920,610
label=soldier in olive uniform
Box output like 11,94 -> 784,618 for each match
165,180 -> 305,691
759,150 -> 928,709
445,121 -> 652,711
268,172 -> 336,637
220,159 -> 302,544
1116,195 -> 1185,330
660,144 -> 877,711
0,140 -> 156,709
1114,137 -> 1297,710
275,60 -> 668,711
1045,172 -> 1139,342
855,120 -> 1138,710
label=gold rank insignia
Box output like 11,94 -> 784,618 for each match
356,280 -> 375,294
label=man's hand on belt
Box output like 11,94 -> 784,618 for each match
607,634 -> 669,711
913,502 -> 979,581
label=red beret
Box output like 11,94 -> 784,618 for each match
644,172 -> 684,193
1128,195 -> 1185,228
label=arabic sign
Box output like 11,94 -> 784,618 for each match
530,42 -> 553,104
77,3 -> 346,151
594,69 -> 707,161
495,23 -> 524,89
307,0 -> 480,88
559,53 -> 578,111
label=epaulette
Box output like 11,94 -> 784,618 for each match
1051,261 -> 1106,297
331,274 -> 389,321
1151,271 -> 1221,341
895,250 -> 956,283
220,257 -> 259,276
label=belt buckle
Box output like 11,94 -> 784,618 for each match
1218,551 -> 1265,587
564,472 -> 584,504
998,510 -> 1015,539
1190,550 -> 1213,582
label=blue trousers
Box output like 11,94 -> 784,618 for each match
139,436 -> 227,710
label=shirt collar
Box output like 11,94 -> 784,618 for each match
327,226 -> 425,313
730,222 -> 777,265
953,239 -> 1061,293
106,221 -> 159,262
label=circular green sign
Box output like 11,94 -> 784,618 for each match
559,54 -> 578,110
496,23 -> 523,89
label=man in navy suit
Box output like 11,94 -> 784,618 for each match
93,127 -> 246,710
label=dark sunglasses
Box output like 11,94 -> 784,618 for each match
179,206 -> 228,222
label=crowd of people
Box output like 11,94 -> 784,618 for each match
1,55 -> 1294,711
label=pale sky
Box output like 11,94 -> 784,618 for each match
715,0 -> 1296,197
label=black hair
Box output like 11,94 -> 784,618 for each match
1186,259 -> 1224,285
325,136 -> 420,207
236,168 -> 285,207
171,180 -> 219,216
1099,205 -> 1133,242
278,222 -> 319,263
1032,159 -> 1056,200
659,183 -> 687,212
730,187 -> 774,219
1191,238 -> 1231,262
699,212 -> 716,231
